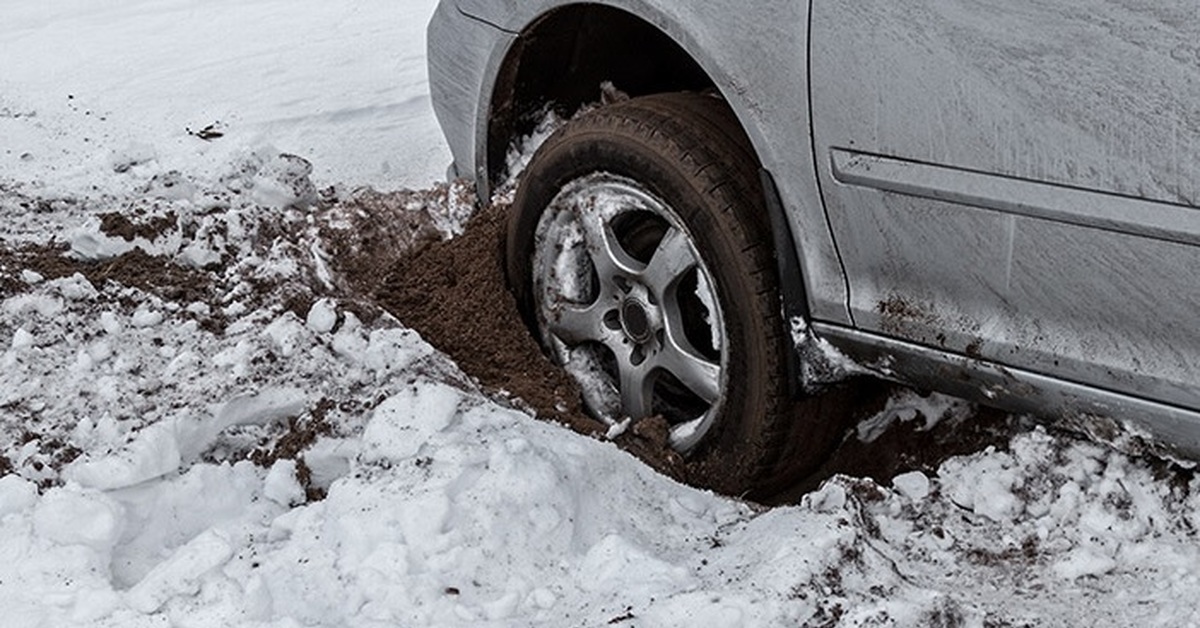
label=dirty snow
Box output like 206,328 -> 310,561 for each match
2,1 -> 1200,627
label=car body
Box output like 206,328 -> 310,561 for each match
427,0 -> 1200,466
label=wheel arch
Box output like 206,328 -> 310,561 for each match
485,5 -> 711,182
475,1 -> 813,336
479,3 -> 776,188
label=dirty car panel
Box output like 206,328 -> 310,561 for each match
811,0 -> 1200,415
429,0 -> 1200,464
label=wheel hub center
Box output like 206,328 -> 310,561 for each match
620,298 -> 653,343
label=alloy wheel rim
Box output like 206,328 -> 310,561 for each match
531,173 -> 727,452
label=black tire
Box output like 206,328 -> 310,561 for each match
506,93 -> 794,494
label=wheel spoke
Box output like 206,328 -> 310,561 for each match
643,227 -> 697,296
531,173 -> 731,452
546,299 -> 611,346
578,206 -> 644,280
618,361 -> 654,419
656,328 -> 721,404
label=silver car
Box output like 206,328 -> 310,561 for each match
427,1 -> 1200,493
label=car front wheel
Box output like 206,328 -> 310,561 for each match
507,92 -> 802,493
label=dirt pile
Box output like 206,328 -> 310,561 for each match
374,198 -> 605,439
366,195 -> 1025,500
0,182 -> 1029,501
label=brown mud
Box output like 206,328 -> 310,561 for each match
368,196 -> 1029,503
0,185 -> 1030,503
373,198 -> 604,438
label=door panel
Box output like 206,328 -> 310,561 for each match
810,0 -> 1200,408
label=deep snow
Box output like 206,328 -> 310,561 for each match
2,1 -> 1200,627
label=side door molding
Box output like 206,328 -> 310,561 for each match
831,149 -> 1200,247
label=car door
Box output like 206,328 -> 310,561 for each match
809,0 -> 1200,409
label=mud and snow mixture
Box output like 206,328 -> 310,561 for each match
3,1 -> 1200,626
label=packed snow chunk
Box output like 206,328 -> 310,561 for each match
64,420 -> 182,490
939,448 -> 1023,522
526,587 -> 557,611
211,338 -> 254,377
70,588 -> 124,625
68,216 -> 136,261
856,389 -> 971,443
331,312 -> 368,360
53,273 -> 98,300
804,481 -> 848,513
126,528 -> 234,613
263,312 -> 307,358
579,534 -> 694,594
10,326 -> 34,350
213,387 -> 307,429
4,292 -> 64,318
363,327 -> 433,378
605,417 -> 632,440
248,152 -> 318,209
143,170 -> 197,202
71,413 -> 124,452
107,462 -> 269,589
303,436 -> 357,489
361,383 -> 462,462
306,298 -> 338,333
892,470 -> 932,502
176,387 -> 307,461
33,487 -> 124,552
130,308 -> 164,328
99,310 -> 122,335
0,475 -> 38,519
178,238 -> 223,269
1053,547 -> 1118,580
264,459 -> 306,507
20,269 -> 43,284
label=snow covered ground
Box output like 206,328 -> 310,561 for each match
3,1 -> 1200,626
0,0 -> 449,198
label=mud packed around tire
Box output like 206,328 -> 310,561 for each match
370,190 -> 1029,502
0,175 -> 1029,504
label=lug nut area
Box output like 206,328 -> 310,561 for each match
621,298 -> 652,342
609,279 -> 663,353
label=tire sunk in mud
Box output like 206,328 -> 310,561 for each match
506,92 -> 795,494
